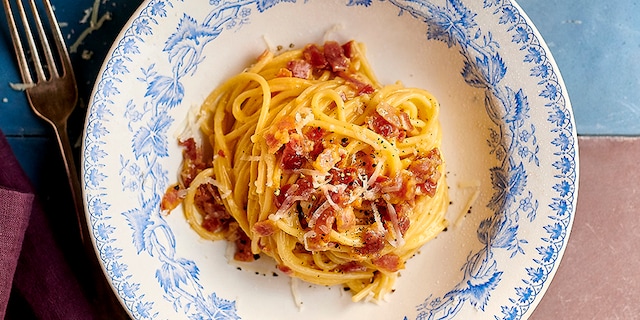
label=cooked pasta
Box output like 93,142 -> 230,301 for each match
161,40 -> 449,302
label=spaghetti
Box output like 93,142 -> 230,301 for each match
161,40 -> 449,302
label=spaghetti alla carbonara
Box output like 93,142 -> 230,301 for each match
161,40 -> 449,302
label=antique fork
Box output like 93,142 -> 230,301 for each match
2,0 -> 86,242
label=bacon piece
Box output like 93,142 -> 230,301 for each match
195,184 -> 231,233
277,264 -> 293,275
379,170 -> 417,202
356,227 -> 385,255
303,126 -> 326,159
394,203 -> 411,235
304,231 -> 324,251
335,206 -> 355,232
367,103 -> 416,141
304,206 -> 336,252
338,261 -> 367,273
327,186 -> 349,207
376,102 -> 414,132
324,40 -> 349,72
408,148 -> 443,197
286,59 -> 312,79
178,138 -> 208,187
352,151 -> 377,178
313,145 -> 344,173
374,199 -> 410,240
295,176 -> 315,195
341,40 -> 357,59
315,208 -> 335,239
304,125 -> 326,141
281,134 -> 306,170
372,253 -> 403,272
303,44 -> 327,69
368,113 -> 401,140
264,115 -> 296,153
274,176 -> 315,209
160,184 -> 183,211
338,71 -> 375,95
252,220 -> 277,237
274,184 -> 292,208
180,138 -> 199,163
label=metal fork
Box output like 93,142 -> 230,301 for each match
2,0 -> 85,242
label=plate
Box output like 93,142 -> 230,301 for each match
82,0 -> 578,319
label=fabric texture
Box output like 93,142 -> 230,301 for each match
0,188 -> 33,316
0,130 -> 94,319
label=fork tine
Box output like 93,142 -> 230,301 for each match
27,0 -> 60,79
3,0 -> 69,83
14,0 -> 47,82
2,0 -> 34,83
43,0 -> 72,76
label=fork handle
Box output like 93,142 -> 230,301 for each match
53,121 -> 88,244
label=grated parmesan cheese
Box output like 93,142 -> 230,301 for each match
69,0 -> 112,53
9,82 -> 35,91
290,277 -> 304,311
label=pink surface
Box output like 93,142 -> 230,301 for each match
531,136 -> 640,319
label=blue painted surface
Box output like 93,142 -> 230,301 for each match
517,0 -> 640,135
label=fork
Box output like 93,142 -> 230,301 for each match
2,0 -> 85,242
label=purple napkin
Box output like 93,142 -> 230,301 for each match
0,129 -> 94,319
0,188 -> 32,316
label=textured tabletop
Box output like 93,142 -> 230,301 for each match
531,137 -> 640,319
517,0 -> 640,135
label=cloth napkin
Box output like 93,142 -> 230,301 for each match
0,129 -> 94,319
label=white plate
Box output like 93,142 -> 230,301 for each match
82,0 -> 578,319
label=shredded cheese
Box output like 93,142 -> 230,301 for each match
69,0 -> 112,53
9,82 -> 35,91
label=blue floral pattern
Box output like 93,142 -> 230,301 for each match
83,0 -> 577,319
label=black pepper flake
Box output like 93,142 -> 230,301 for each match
173,185 -> 180,190
237,267 -> 242,271
343,287 -> 351,291
272,272 -> 279,277
253,254 -> 261,260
